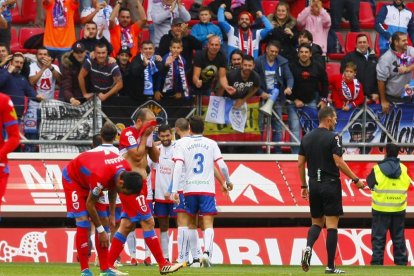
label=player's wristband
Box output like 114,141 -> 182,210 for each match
96,225 -> 105,233
301,185 -> 308,189
352,178 -> 360,184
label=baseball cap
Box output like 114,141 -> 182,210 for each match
119,45 -> 131,55
72,42 -> 86,53
172,18 -> 185,26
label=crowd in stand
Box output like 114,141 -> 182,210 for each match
0,0 -> 414,153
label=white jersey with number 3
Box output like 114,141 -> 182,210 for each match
173,135 -> 223,195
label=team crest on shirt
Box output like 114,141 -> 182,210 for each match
92,183 -> 103,197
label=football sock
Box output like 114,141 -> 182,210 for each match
326,228 -> 338,269
189,229 -> 201,260
203,228 -> 214,256
108,232 -> 126,267
177,226 -> 189,262
76,224 -> 90,271
307,224 -> 322,248
95,227 -> 110,271
144,229 -> 167,266
160,231 -> 169,259
126,231 -> 136,258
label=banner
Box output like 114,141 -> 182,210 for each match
202,96 -> 261,141
0,227 -> 413,266
39,99 -> 102,153
298,103 -> 414,154
3,158 -> 414,216
205,96 -> 248,132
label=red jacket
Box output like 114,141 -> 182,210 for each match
331,74 -> 365,109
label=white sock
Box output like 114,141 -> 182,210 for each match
203,228 -> 214,257
177,226 -> 189,262
160,231 -> 169,259
189,229 -> 201,260
126,231 -> 136,258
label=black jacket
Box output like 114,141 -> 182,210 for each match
340,48 -> 378,97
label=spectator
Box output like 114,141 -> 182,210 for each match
264,2 -> 299,61
331,62 -> 365,111
81,0 -> 113,42
0,41 -> 10,68
366,143 -> 412,266
61,42 -> 88,105
377,32 -> 414,114
208,0 -> 263,26
43,0 -> 79,61
254,41 -> 294,152
288,43 -> 329,152
109,0 -> 146,58
229,49 -> 243,70
218,4 -> 272,60
296,0 -> 331,54
340,33 -> 378,103
129,40 -> 163,102
297,30 -> 325,69
191,6 -> 223,47
157,18 -> 202,73
330,0 -> 360,32
375,0 -> 414,55
286,0 -> 330,18
79,21 -> 113,54
0,0 -> 16,48
150,0 -> 191,48
116,45 -> 132,97
219,55 -> 260,109
192,35 -> 235,96
158,39 -> 189,101
78,43 -> 123,102
26,47 -> 62,151
0,53 -> 41,118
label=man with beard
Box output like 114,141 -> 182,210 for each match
299,106 -> 364,274
0,53 -> 42,118
288,43 -> 329,153
109,0 -> 146,58
192,35 -> 235,96
61,42 -> 88,105
79,21 -> 112,55
218,3 -> 272,60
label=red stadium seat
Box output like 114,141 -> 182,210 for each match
341,2 -> 375,29
262,1 -> 279,17
406,2 -> 414,12
10,27 -> 20,53
181,0 -> 194,11
345,32 -> 373,53
376,1 -> 391,15
202,0 -> 214,6
20,0 -> 37,24
326,62 -> 341,82
375,33 -> 380,56
11,2 -> 24,24
139,29 -> 151,45
18,28 -> 44,53
79,28 -> 85,39
327,32 -> 346,60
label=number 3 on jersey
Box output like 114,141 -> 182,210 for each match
193,153 -> 204,174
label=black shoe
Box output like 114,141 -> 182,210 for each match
325,267 -> 345,274
301,247 -> 312,272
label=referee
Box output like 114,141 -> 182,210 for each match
298,107 -> 364,274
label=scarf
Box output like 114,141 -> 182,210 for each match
52,0 -> 67,28
341,78 -> 360,101
120,26 -> 134,48
143,54 -> 158,96
231,0 -> 245,10
163,54 -> 189,97
239,29 -> 253,56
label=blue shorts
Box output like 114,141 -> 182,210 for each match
120,201 -> 154,223
174,193 -> 186,213
185,195 -> 217,216
104,205 -> 122,222
154,202 -> 177,218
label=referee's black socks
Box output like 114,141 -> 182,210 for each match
306,224 -> 322,248
326,228 -> 338,269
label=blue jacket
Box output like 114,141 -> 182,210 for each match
0,69 -> 36,117
191,22 -> 223,47
218,7 -> 273,61
254,54 -> 294,99
375,3 -> 414,53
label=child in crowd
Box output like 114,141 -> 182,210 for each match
157,39 -> 189,101
331,62 -> 365,111
191,6 -> 223,47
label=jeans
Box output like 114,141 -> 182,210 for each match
331,0 -> 360,32
272,101 -> 301,154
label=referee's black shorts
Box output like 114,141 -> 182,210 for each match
309,178 -> 344,218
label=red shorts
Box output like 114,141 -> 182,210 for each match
119,193 -> 152,223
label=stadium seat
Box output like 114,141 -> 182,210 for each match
327,32 -> 346,60
181,0 -> 194,11
10,27 -> 20,53
203,0 -> 214,6
340,2 -> 375,29
375,33 -> 380,56
262,1 -> 279,17
11,2 -> 24,24
376,1 -> 391,15
139,29 -> 151,45
79,28 -> 85,39
18,28 -> 44,53
326,62 -> 341,82
406,2 -> 414,12
20,0 -> 37,24
345,32 -> 373,53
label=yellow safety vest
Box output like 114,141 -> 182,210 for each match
372,163 -> 411,212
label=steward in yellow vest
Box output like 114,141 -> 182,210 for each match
366,143 -> 412,265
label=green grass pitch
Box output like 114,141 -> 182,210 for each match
0,263 -> 411,276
